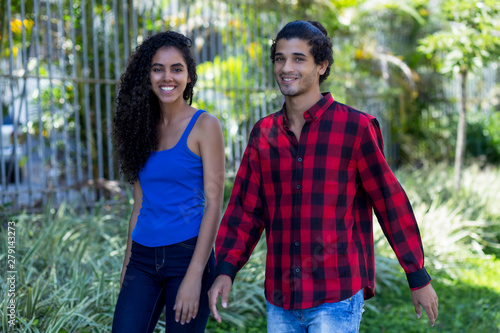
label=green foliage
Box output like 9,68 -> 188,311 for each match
466,113 -> 500,164
0,194 -> 267,332
399,106 -> 457,165
0,202 -> 128,332
397,164 -> 500,259
360,0 -> 426,25
207,314 -> 267,332
1,164 -> 500,331
0,0 -> 35,58
488,111 -> 500,148
360,259 -> 500,332
2,0 -> 500,329
399,107 -> 500,166
4,0 -> 496,187
418,0 -> 500,74
415,0 -> 499,191
207,258 -> 500,333
362,164 -> 500,332
212,163 -> 500,331
208,238 -> 267,330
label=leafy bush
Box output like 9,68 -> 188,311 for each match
0,202 -> 127,332
360,258 -> 500,333
1,164 -> 499,332
466,113 -> 500,164
397,163 -> 500,258
399,104 -> 500,167
0,198 -> 267,332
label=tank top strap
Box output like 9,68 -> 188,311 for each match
179,109 -> 206,146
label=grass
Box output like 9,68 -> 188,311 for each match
1,202 -> 126,332
1,163 -> 499,332
206,258 -> 500,332
360,258 -> 500,333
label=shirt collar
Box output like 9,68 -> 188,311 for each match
280,92 -> 335,126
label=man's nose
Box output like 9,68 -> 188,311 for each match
282,59 -> 294,73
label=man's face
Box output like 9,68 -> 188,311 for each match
273,38 -> 326,97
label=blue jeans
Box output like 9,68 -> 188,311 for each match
266,289 -> 364,333
112,237 -> 215,333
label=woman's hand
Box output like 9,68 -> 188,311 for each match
174,273 -> 202,325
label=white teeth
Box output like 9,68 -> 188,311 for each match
160,86 -> 174,91
283,78 -> 295,82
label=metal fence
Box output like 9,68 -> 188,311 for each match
1,0 -> 288,211
2,1 -> 496,212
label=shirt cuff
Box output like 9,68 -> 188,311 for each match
406,266 -> 432,290
215,261 -> 238,282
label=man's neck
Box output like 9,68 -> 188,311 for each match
284,90 -> 323,127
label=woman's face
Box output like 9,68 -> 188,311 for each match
149,46 -> 190,107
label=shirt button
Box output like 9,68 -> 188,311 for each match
297,157 -> 303,162
296,185 -> 301,190
294,242 -> 299,246
295,268 -> 300,273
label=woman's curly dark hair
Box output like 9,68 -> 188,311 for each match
113,31 -> 197,184
270,20 -> 334,84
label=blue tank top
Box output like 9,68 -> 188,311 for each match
132,110 -> 206,247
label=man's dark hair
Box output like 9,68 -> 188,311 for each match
270,20 -> 334,84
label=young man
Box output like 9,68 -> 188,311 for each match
208,20 -> 438,332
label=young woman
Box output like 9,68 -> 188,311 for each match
112,31 -> 225,333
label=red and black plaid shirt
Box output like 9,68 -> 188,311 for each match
215,93 -> 431,310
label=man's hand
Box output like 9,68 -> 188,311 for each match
208,275 -> 233,323
411,283 -> 439,326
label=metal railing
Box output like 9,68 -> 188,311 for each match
1,0 -> 287,211
3,1 -> 496,212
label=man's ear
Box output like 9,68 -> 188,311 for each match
318,60 -> 328,75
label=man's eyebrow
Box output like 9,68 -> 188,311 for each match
274,52 -> 307,57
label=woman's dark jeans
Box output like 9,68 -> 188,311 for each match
112,237 -> 215,333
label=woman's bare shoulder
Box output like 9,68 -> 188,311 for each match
195,111 -> 222,133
